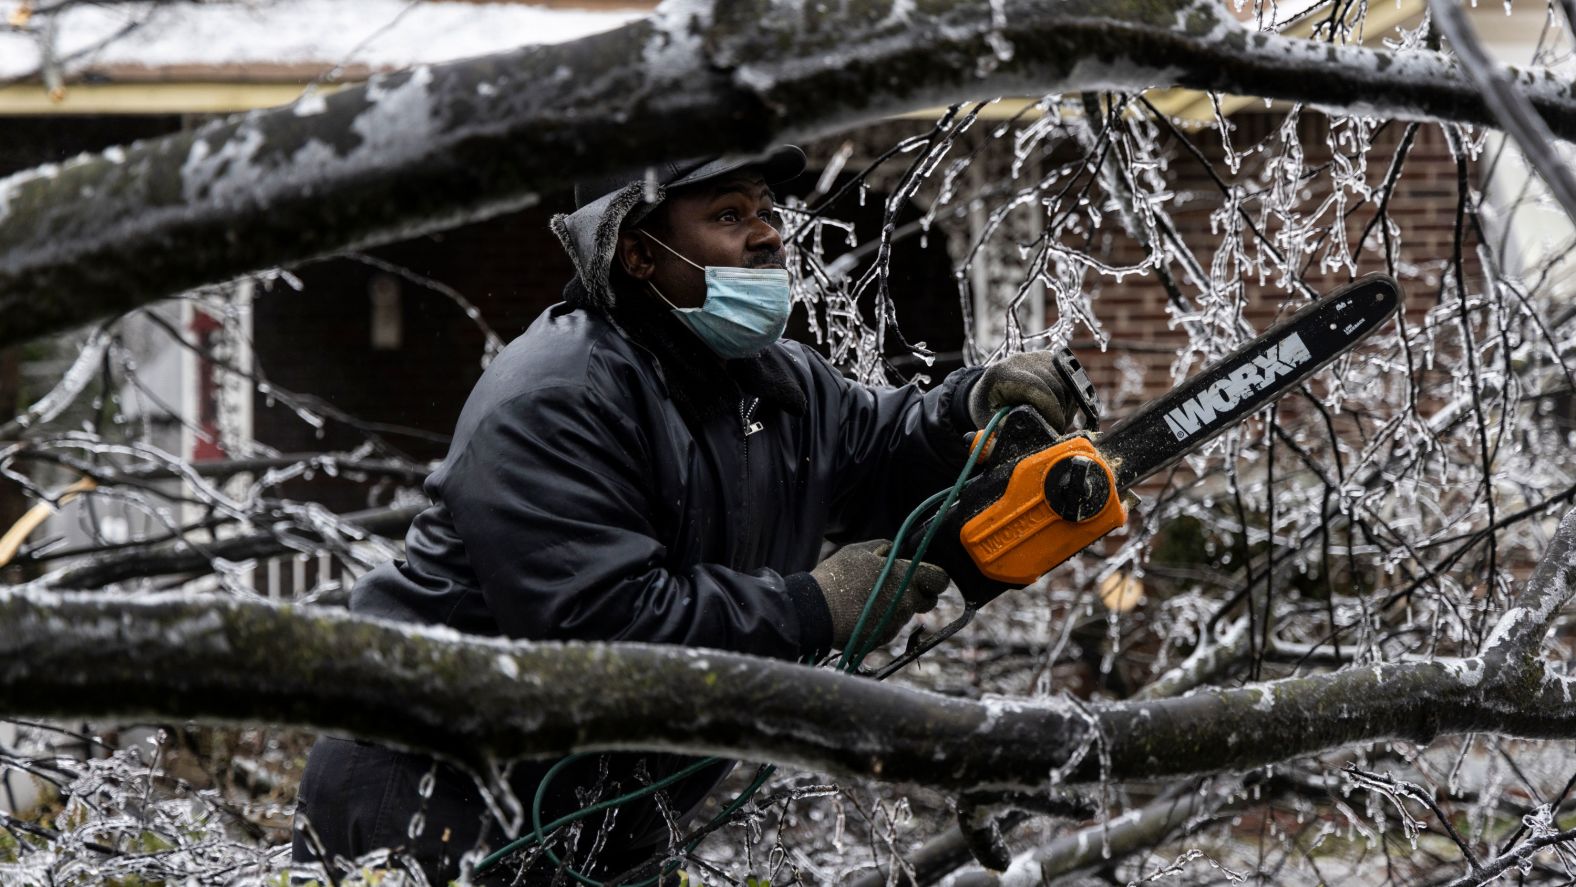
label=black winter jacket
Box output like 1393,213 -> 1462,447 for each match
353,292 -> 983,661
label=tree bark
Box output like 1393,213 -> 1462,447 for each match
1,508 -> 1574,793
4,0 -> 1576,347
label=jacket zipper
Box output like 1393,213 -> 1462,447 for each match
739,397 -> 761,566
740,397 -> 763,440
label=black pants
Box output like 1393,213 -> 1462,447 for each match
291,736 -> 728,885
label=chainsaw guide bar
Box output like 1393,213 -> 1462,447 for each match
907,274 -> 1403,609
1100,274 -> 1402,492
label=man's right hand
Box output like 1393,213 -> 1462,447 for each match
811,540 -> 950,651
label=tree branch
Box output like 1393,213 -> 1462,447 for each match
1428,0 -> 1576,228
5,0 -> 1576,346
0,326 -> 110,439
1442,824 -> 1576,887
1480,505 -> 1576,670
954,784 -> 1223,886
42,503 -> 418,588
1136,618 -> 1253,701
12,447 -> 431,485
4,509 -> 1576,795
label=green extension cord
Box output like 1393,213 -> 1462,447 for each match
475,408 -> 1012,884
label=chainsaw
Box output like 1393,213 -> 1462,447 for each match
907,273 -> 1403,609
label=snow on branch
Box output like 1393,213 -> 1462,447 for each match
1479,505 -> 1576,668
6,507 -> 1576,795
4,0 -> 1576,347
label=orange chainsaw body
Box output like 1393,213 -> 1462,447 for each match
902,408 -> 1127,608
959,436 -> 1127,585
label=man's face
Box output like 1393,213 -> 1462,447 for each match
616,169 -> 784,310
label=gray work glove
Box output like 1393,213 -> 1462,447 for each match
968,351 -> 1074,432
812,540 -> 950,650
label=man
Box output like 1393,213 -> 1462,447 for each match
292,145 -> 1075,884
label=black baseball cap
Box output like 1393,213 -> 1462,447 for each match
572,145 -> 807,211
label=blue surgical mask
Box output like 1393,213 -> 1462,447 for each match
638,231 -> 791,359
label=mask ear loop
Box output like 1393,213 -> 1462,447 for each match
646,279 -> 683,312
636,229 -> 705,271
635,229 -> 706,311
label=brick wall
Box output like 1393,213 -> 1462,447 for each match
1073,113 -> 1475,416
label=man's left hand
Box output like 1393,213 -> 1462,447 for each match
968,351 -> 1074,432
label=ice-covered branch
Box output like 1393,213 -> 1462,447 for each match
1136,618 -> 1253,701
0,587 -> 1092,784
12,447 -> 431,485
1481,506 -> 1576,663
0,326 -> 110,439
7,516 -> 1576,794
1441,825 -> 1576,887
849,786 -> 1215,887
42,503 -> 419,589
5,0 -> 1576,346
1428,0 -> 1576,229
970,786 -> 1222,887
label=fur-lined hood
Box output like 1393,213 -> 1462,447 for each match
550,182 -> 665,315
